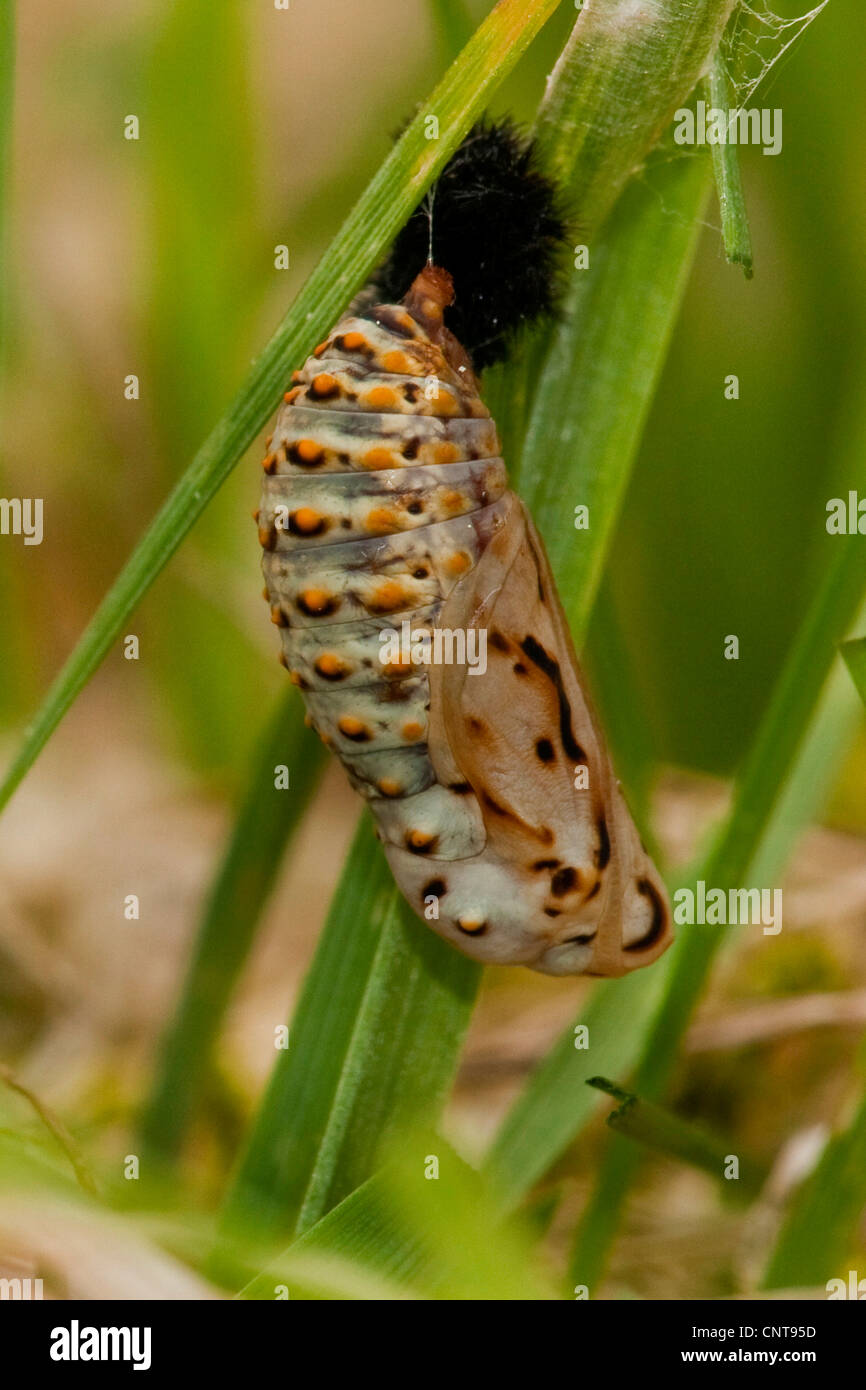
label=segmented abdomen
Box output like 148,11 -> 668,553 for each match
258,300 -> 507,851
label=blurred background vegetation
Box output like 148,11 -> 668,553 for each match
0,0 -> 864,1299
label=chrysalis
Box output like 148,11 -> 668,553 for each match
257,124 -> 672,977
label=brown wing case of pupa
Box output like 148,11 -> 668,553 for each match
258,267 -> 673,977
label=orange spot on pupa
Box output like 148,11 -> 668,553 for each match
401,720 -> 425,742
258,523 -> 276,551
384,658 -> 413,678
378,777 -> 402,797
364,506 -> 399,534
284,386 -> 302,403
295,438 -> 324,464
382,349 -> 411,374
368,579 -> 406,613
251,508 -> 260,522
340,331 -> 366,350
442,490 -> 464,514
314,652 -> 348,679
430,392 -> 458,417
297,587 -> 334,616
337,714 -> 369,740
434,442 -> 460,465
262,453 -> 277,474
361,448 -> 393,471
270,605 -> 288,627
291,507 -> 324,535
313,340 -> 330,357
406,828 -> 436,852
367,385 -> 397,410
310,372 -> 339,398
445,551 -> 472,577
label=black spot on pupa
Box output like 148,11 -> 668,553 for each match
532,858 -> 560,871
625,879 -> 668,952
402,437 -> 420,460
513,661 -> 528,675
423,878 -> 446,899
564,930 -> 596,946
551,866 -> 578,896
403,382 -> 421,402
535,737 -> 555,763
595,817 -> 611,870
407,501 -> 423,515
520,636 -> 587,764
585,881 -> 601,902
448,781 -> 473,794
489,631 -> 510,653
543,907 -> 562,918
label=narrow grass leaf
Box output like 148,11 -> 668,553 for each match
762,1083 -> 866,1289
702,51 -> 753,276
220,816 -> 480,1244
588,1077 -> 767,1198
138,689 -> 326,1161
841,636 -> 866,708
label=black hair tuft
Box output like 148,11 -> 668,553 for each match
372,118 -> 568,371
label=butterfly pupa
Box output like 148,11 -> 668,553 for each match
258,262 -> 673,977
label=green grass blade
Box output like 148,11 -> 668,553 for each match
290,904 -> 481,1236
239,1133 -> 556,1300
137,690 -> 326,1162
841,635 -> 866,707
515,152 -> 710,629
487,968 -> 668,1212
219,817 -> 480,1244
702,51 -> 753,277
588,1077 -> 767,1199
0,0 -> 564,816
533,0 -> 735,233
762,1083 -> 866,1289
